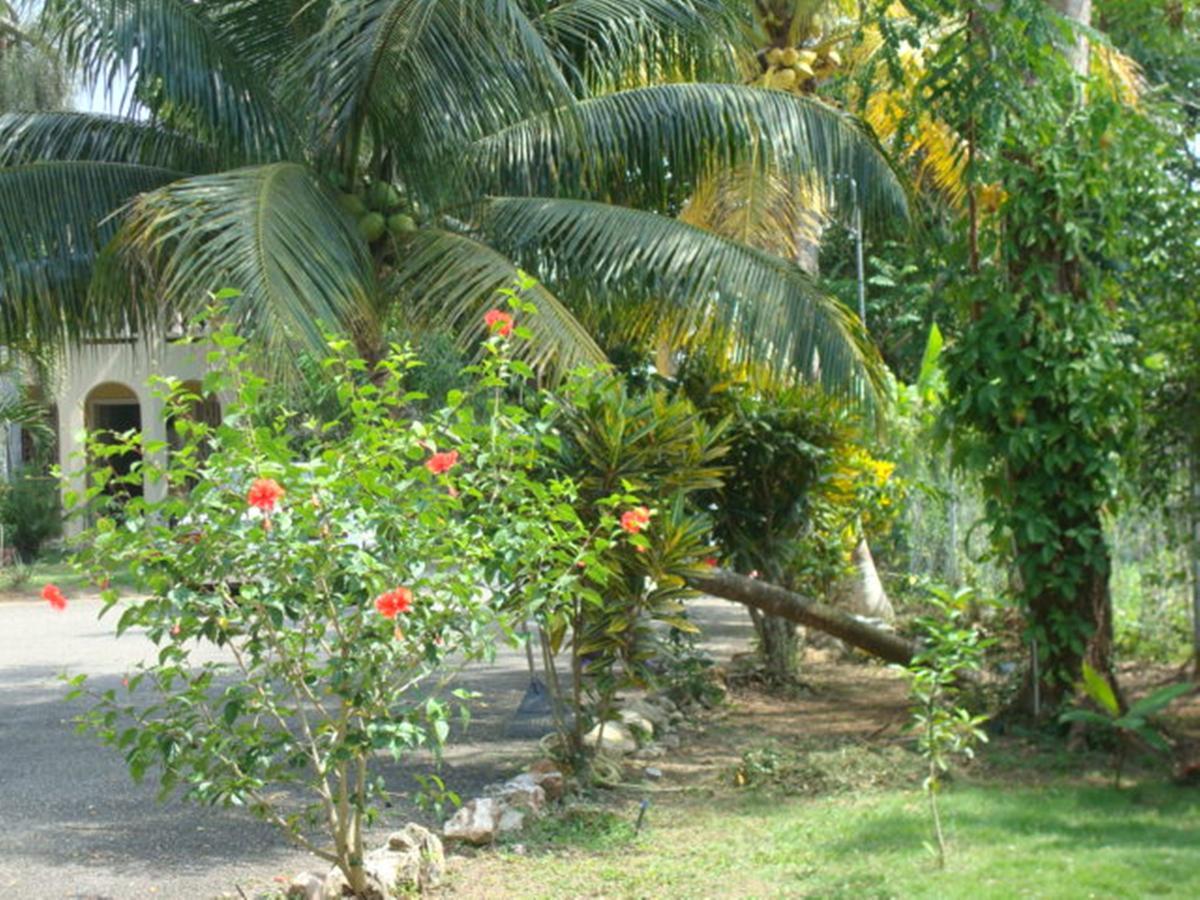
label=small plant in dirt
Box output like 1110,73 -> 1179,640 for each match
901,585 -> 991,869
64,290 -> 630,896
1060,663 -> 1191,789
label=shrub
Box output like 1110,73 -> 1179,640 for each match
0,473 -> 61,562
548,375 -> 726,765
66,296 -> 632,894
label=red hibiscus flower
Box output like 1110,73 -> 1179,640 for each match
620,506 -> 651,534
425,449 -> 459,475
484,308 -> 514,337
247,478 -> 285,512
704,557 -> 718,567
41,583 -> 67,611
375,587 -> 413,620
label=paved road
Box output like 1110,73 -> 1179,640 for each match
0,593 -> 751,899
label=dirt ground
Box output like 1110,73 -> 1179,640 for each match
438,647 -> 1200,898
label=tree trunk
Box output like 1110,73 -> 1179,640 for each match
1024,548 -> 1117,712
748,606 -> 801,681
1048,0 -> 1093,75
1191,452 -> 1200,680
689,567 -> 918,666
832,537 -> 896,622
1017,0 -> 1119,714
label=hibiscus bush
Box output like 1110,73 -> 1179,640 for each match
65,290 -> 635,894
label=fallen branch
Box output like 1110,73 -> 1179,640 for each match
687,567 -> 919,667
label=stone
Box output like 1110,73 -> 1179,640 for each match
582,720 -> 638,754
287,872 -> 323,900
443,797 -> 502,845
498,774 -> 546,814
319,826 -> 444,898
385,823 -> 445,889
497,806 -> 525,835
322,865 -> 386,900
623,698 -> 671,733
661,733 -> 681,750
527,760 -> 565,801
643,767 -> 663,780
617,708 -> 656,741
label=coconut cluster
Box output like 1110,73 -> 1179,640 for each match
332,175 -> 418,244
762,45 -> 842,91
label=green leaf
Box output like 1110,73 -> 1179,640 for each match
481,196 -> 886,400
1126,682 -> 1192,720
474,83 -> 908,232
1079,662 -> 1120,716
95,163 -> 378,365
396,227 -> 607,377
43,0 -> 292,161
0,160 -> 180,345
0,112 -> 220,171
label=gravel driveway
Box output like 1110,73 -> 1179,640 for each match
0,593 -> 750,899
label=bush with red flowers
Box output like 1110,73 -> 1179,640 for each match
66,294 -> 637,895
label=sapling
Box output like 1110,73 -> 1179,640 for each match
902,586 -> 991,869
1060,663 -> 1191,789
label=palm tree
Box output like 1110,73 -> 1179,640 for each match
0,0 -> 905,394
1,1 -> 69,112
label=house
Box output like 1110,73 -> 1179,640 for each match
53,332 -> 218,537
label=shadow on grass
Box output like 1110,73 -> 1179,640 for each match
822,780 -> 1200,859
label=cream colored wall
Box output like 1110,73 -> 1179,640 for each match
55,336 -> 216,537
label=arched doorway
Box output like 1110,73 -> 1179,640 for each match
85,382 -> 143,501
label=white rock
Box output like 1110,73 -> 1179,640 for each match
582,720 -> 638,754
385,823 -> 445,889
527,763 -> 565,801
498,775 -> 546,814
618,708 -> 656,740
319,825 -> 445,898
322,864 -> 386,900
287,872 -> 323,900
497,806 -> 526,835
443,797 -> 502,845
623,699 -> 671,732
643,766 -> 664,780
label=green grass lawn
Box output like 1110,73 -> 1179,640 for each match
454,778 -> 1200,898
0,553 -> 137,598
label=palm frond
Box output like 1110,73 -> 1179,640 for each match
0,112 -> 220,172
1090,42 -> 1146,105
95,163 -> 377,359
679,163 -> 827,263
534,0 -> 744,91
287,0 -> 573,164
42,0 -> 291,160
393,226 -> 608,375
473,83 -> 908,231
201,0 -> 330,82
479,196 -> 885,400
0,160 -> 181,343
